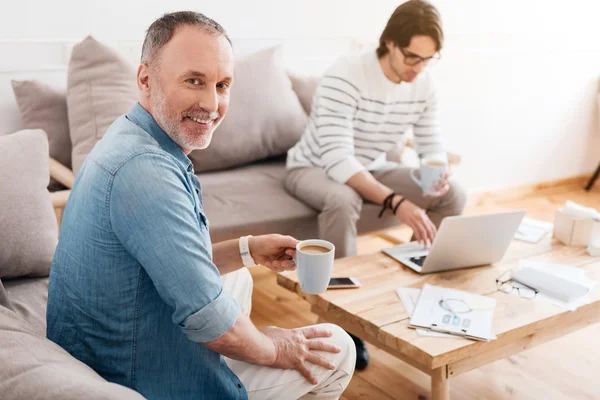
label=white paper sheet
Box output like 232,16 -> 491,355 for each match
514,217 -> 553,243
511,260 -> 596,311
404,284 -> 497,341
396,288 -> 458,338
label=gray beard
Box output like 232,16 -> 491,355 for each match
150,93 -> 207,151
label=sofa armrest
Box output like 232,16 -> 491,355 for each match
49,157 -> 76,189
50,190 -> 70,230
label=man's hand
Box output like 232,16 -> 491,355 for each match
248,234 -> 298,272
393,197 -> 437,247
263,326 -> 340,384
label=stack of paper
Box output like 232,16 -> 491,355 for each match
396,288 -> 456,338
514,217 -> 554,243
397,284 -> 497,341
511,260 -> 596,311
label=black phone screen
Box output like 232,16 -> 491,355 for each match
328,277 -> 355,286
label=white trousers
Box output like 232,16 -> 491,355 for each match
221,268 -> 356,400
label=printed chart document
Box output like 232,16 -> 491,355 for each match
396,288 -> 457,338
408,284 -> 497,341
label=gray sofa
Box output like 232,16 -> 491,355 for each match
1,37 -> 460,399
10,36 -> 462,245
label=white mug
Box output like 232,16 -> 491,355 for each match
295,239 -> 335,294
410,154 -> 448,196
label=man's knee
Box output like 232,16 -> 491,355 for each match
222,268 -> 254,317
323,187 -> 363,218
317,323 -> 356,376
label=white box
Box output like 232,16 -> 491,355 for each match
553,209 -> 595,246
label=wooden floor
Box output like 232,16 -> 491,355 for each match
249,181 -> 600,400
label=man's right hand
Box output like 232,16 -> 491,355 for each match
393,196 -> 437,247
264,326 -> 341,384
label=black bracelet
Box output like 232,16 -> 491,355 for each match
377,193 -> 395,218
378,193 -> 400,219
393,197 -> 406,215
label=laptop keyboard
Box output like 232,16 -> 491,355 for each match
409,255 -> 427,266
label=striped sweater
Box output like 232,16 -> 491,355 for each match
286,49 -> 445,184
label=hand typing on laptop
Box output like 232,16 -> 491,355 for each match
392,195 -> 437,248
382,211 -> 526,274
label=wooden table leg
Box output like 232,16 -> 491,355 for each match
431,366 -> 450,400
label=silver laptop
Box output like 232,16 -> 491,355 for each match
382,210 -> 526,274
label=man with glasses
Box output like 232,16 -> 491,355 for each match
285,0 -> 466,369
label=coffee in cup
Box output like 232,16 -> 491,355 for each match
299,245 -> 331,254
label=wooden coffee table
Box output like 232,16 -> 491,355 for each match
277,237 -> 600,400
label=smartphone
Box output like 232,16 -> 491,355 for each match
328,277 -> 361,289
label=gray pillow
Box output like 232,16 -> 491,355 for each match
0,130 -> 58,279
11,80 -> 71,168
0,307 -> 146,399
189,46 -> 308,173
67,35 -> 138,174
11,80 -> 72,191
289,73 -> 321,115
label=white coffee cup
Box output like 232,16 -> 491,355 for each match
410,154 -> 448,196
295,239 -> 335,294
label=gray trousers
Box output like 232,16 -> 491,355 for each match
284,164 -> 467,258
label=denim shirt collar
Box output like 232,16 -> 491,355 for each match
126,103 -> 193,173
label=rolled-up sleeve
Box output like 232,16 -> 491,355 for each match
181,289 -> 240,342
108,151 -> 240,343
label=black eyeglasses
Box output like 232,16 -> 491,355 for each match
495,270 -> 538,300
398,47 -> 440,67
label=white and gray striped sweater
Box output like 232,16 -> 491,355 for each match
286,49 -> 445,184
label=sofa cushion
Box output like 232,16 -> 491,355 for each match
198,160 -> 399,243
199,159 -> 318,243
0,307 -> 145,399
67,36 -> 138,174
189,46 -> 308,173
0,130 -> 58,279
11,80 -> 72,170
4,277 -> 48,337
289,73 -> 320,115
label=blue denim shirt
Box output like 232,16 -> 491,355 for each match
47,103 -> 247,399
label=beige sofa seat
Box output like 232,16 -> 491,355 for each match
4,277 -> 49,337
199,159 -> 319,243
0,305 -> 145,400
199,159 -> 402,244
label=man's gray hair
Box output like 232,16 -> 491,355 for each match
141,11 -> 231,66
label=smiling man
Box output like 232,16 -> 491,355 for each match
285,0 -> 467,369
46,12 -> 355,400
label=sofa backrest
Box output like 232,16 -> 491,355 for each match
0,38 -> 364,136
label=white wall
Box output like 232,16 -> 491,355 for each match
1,0 -> 599,192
